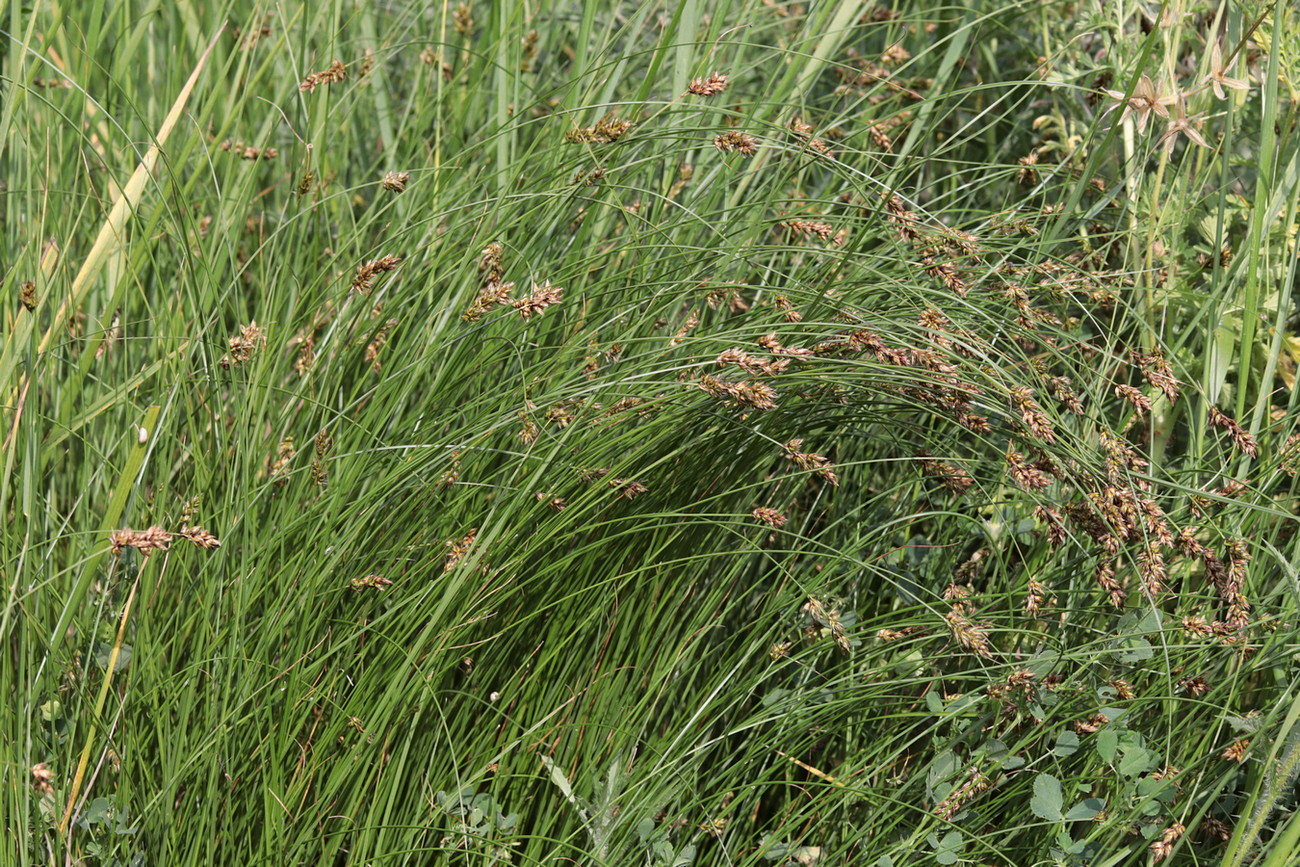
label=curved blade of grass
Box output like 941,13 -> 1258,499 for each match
0,28 -> 220,443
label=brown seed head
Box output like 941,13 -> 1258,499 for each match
299,60 -> 347,93
687,73 -> 730,96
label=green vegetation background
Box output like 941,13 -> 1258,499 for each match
3,0 -> 1300,864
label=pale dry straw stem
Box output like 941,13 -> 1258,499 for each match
2,30 -> 221,452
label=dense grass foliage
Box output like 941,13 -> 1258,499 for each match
4,1 -> 1300,865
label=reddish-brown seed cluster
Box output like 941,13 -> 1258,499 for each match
299,59 -> 347,92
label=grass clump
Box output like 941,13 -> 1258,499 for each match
3,0 -> 1300,865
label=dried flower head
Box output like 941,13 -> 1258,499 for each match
1208,407 -> 1258,457
299,60 -> 347,93
32,762 -> 55,795
1155,95 -> 1209,154
698,375 -> 778,411
783,439 -> 839,486
752,506 -> 788,527
381,171 -> 410,192
1101,74 -> 1177,133
1149,823 -> 1185,862
219,321 -> 266,369
944,609 -> 993,658
178,525 -> 222,549
463,281 -> 514,322
444,529 -> 478,572
714,131 -> 758,156
687,73 -> 729,96
1222,738 -> 1249,762
608,478 -> 648,499
350,573 -> 393,590
109,526 -> 173,556
1202,41 -> 1249,101
512,280 -> 563,318
351,255 -> 402,296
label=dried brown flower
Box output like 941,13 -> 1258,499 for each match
752,507 -> 787,527
1222,738 -> 1249,762
32,762 -> 54,795
350,573 -> 393,590
178,525 -> 222,549
687,73 -> 730,96
299,60 -> 347,93
714,131 -> 758,155
381,171 -> 410,192
444,528 -> 477,572
944,609 -> 993,658
109,526 -> 173,556
1149,823 -> 1185,862
219,321 -> 266,369
512,281 -> 563,318
351,255 -> 402,296
783,220 -> 834,241
463,281 -> 514,321
609,478 -> 648,499
1208,407 -> 1257,457
783,439 -> 839,486
1115,384 -> 1152,414
698,375 -> 779,411
1101,74 -> 1176,133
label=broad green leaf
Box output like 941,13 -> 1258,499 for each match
1031,773 -> 1064,821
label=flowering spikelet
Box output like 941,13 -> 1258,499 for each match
1034,505 -> 1067,546
918,454 -> 973,495
783,220 -> 834,241
219,139 -> 279,160
1132,349 -> 1180,402
934,767 -> 992,820
773,294 -> 802,323
944,609 -> 993,658
1149,823 -> 1185,862
478,242 -> 505,284
1222,738 -> 1249,762
697,375 -> 779,411
381,171 -> 410,192
269,436 -> 296,484
1208,407 -> 1257,457
1115,384 -> 1152,414
687,73 -> 729,96
1280,433 -> 1300,476
1007,386 -> 1055,443
803,598 -> 850,653
365,318 -> 398,372
109,526 -> 173,556
1094,560 -> 1126,607
1047,376 -> 1084,414
351,255 -> 401,296
178,525 -> 222,549
350,573 -> 392,590
513,281 -> 563,318
716,348 -> 788,376
1025,578 -> 1049,615
444,529 -> 478,572
299,60 -> 347,92
220,321 -> 266,369
670,310 -> 700,345
783,439 -> 839,486
463,281 -> 514,322
609,478 -> 648,499
566,113 -> 633,144
714,131 -> 758,155
1006,447 -> 1051,491
752,507 -> 787,527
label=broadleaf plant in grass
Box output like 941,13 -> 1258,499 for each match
2,0 -> 1299,865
